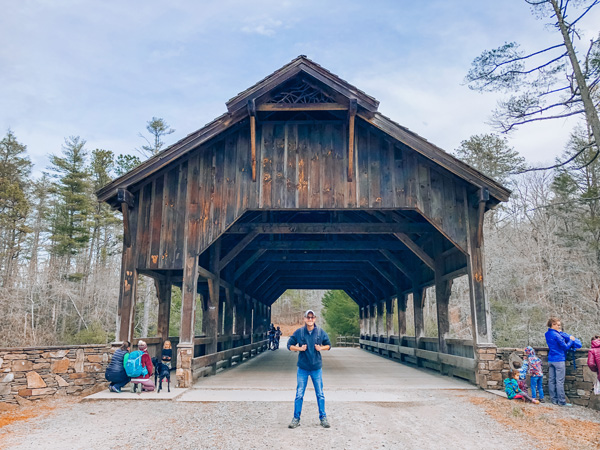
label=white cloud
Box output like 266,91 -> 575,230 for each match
241,18 -> 284,36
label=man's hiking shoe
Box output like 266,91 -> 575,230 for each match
288,418 -> 300,429
109,385 -> 118,393
320,418 -> 331,428
559,403 -> 573,407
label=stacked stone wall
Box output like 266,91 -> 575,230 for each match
0,345 -> 112,405
476,344 -> 600,410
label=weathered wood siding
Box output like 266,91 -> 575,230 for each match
130,119 -> 470,270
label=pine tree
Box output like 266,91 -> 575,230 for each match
552,125 -> 600,268
114,154 -> 141,177
48,136 -> 93,272
454,134 -> 526,185
138,117 -> 175,158
321,290 -> 359,339
0,130 -> 32,287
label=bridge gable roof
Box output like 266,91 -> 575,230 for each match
97,56 -> 509,204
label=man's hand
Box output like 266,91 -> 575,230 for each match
298,344 -> 307,351
315,344 -> 330,352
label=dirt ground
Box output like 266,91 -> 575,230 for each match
467,395 -> 600,450
1,390 -> 599,450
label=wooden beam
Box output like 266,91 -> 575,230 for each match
348,98 -> 357,182
379,249 -> 415,282
256,103 -> 347,112
393,233 -> 435,270
121,204 -> 131,248
367,261 -> 398,288
219,231 -> 259,269
247,241 -> 423,252
248,99 -> 257,182
476,188 -> 489,248
234,249 -> 267,279
228,222 -> 431,234
117,188 -> 134,248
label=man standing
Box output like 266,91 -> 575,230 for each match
287,309 -> 331,429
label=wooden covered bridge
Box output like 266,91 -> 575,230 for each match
97,56 -> 509,387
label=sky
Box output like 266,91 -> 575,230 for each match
2,0 -> 599,177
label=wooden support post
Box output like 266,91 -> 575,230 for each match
117,188 -> 134,248
359,307 -> 364,337
385,297 -> 393,339
397,294 -> 407,336
369,303 -> 376,338
347,99 -> 357,182
218,296 -> 224,336
377,300 -> 384,339
246,297 -> 254,344
413,285 -> 425,348
156,278 -> 172,345
435,270 -> 452,355
234,293 -> 244,336
248,99 -> 257,182
116,247 -> 137,343
224,287 -> 234,350
180,259 -> 199,336
177,155 -> 202,388
116,190 -> 137,343
465,188 -> 492,344
434,235 -> 453,354
205,241 -> 221,355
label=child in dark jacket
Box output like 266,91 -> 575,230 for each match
161,340 -> 173,369
504,369 -> 539,404
524,346 -> 544,402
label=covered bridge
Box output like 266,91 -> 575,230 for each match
97,56 -> 509,387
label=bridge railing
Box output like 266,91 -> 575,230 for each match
131,333 -> 267,371
359,334 -> 476,382
336,336 -> 360,347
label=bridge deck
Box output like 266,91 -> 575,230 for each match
178,341 -> 476,403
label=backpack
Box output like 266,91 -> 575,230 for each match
561,331 -> 583,370
125,350 -> 146,377
300,326 -> 324,345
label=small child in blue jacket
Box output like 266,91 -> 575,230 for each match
504,369 -> 539,404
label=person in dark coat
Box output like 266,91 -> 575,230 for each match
544,317 -> 576,406
105,341 -> 130,393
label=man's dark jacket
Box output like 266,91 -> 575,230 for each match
287,325 -> 331,371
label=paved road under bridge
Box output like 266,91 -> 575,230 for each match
177,338 -> 476,403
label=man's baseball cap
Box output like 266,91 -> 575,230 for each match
304,309 -> 316,318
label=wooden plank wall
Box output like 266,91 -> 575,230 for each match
131,119 -> 470,270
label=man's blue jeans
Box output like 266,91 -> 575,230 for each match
548,361 -> 566,404
530,375 -> 544,400
294,368 -> 326,420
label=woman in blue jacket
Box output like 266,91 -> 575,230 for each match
544,317 -> 575,406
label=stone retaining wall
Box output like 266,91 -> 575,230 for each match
0,345 -> 112,405
476,344 -> 600,410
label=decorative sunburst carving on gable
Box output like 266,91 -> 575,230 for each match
267,80 -> 336,104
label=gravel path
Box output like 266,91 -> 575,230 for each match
1,391 -> 540,450
1,347 -> 598,449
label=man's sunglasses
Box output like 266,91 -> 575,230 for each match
306,316 -> 315,320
